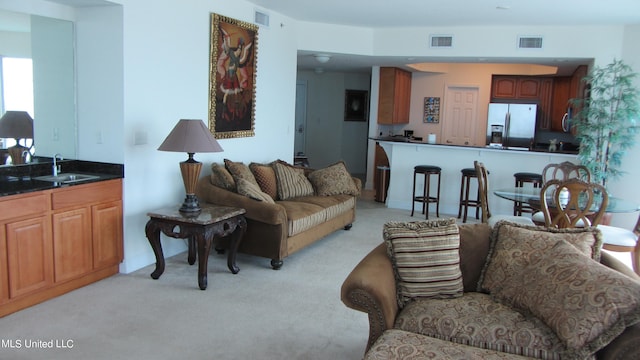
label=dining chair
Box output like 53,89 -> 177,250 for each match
474,161 -> 535,227
597,215 -> 640,275
539,178 -> 608,229
533,161 -> 592,225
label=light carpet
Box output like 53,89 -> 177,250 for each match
0,196 -> 455,360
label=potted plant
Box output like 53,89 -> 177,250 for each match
571,59 -> 640,189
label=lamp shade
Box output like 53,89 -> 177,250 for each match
158,119 -> 223,153
0,111 -> 34,139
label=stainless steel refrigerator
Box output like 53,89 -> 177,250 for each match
486,103 -> 537,149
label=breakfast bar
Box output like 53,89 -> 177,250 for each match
377,140 -> 578,217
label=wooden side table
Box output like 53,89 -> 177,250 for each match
145,205 -> 246,290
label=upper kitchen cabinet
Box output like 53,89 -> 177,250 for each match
378,67 -> 412,124
491,76 -> 542,100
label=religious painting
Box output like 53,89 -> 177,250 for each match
423,97 -> 440,123
344,90 -> 368,121
209,14 -> 258,139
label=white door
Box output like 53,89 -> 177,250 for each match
294,80 -> 307,155
442,86 -> 479,146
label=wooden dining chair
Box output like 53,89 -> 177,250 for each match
474,161 -> 535,227
539,178 -> 608,229
597,215 -> 640,275
533,162 -> 593,225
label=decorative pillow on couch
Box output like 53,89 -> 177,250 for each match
384,218 -> 463,309
307,161 -> 360,196
210,163 -> 235,191
236,178 -> 275,204
478,220 -> 603,294
249,162 -> 278,200
224,159 -> 260,189
489,239 -> 640,359
273,162 -> 314,200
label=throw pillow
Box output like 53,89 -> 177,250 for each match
273,162 -> 314,200
249,162 -> 278,200
384,218 -> 464,309
224,159 -> 259,188
307,161 -> 360,196
478,221 -> 602,293
490,239 -> 640,359
236,178 -> 275,204
210,163 -> 236,191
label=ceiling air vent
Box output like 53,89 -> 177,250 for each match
518,36 -> 543,49
429,35 -> 453,48
254,10 -> 269,27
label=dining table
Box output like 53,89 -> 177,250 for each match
493,186 -> 640,214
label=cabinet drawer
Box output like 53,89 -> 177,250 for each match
0,193 -> 50,222
52,179 -> 122,210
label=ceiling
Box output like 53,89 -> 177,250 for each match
247,0 -> 640,74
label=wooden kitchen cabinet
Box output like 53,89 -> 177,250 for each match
551,77 -> 571,132
538,78 -> 554,130
492,76 -> 541,100
0,178 -> 123,317
378,67 -> 411,124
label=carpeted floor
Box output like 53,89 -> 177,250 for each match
0,194 -> 456,360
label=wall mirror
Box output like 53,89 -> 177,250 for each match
0,8 -> 77,167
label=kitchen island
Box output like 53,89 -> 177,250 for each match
376,140 -> 577,216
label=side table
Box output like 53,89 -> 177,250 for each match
145,205 -> 247,290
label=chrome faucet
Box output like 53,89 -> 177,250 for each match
53,153 -> 63,176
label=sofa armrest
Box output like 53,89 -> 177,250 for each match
599,251 -> 640,281
341,243 -> 398,352
598,323 -> 640,360
196,177 -> 287,225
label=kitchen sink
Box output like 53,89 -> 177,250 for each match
34,173 -> 100,184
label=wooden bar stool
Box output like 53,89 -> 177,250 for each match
513,172 -> 543,215
458,168 -> 481,223
411,165 -> 441,219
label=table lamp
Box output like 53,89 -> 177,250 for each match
0,111 -> 34,165
158,119 -> 223,213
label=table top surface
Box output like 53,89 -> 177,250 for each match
147,205 -> 246,225
494,187 -> 640,213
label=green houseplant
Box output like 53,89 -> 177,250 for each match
571,59 -> 640,189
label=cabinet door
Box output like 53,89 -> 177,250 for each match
538,78 -> 553,130
6,216 -> 53,298
378,67 -> 411,124
92,201 -> 123,269
492,77 -> 518,98
0,228 -> 7,304
551,77 -> 571,132
394,69 -> 411,123
517,78 -> 541,98
53,208 -> 92,283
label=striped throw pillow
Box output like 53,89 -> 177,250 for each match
273,162 -> 314,200
384,218 -> 463,308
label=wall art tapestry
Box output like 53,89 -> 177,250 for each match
423,97 -> 440,123
209,13 -> 258,139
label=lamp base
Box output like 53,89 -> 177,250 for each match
179,194 -> 201,214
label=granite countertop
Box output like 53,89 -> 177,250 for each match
373,137 -> 579,154
0,159 -> 124,197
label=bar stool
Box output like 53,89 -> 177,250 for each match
458,168 -> 481,223
513,172 -> 543,215
411,165 -> 441,219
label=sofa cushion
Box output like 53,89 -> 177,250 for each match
273,162 -> 314,200
224,159 -> 259,188
491,239 -> 640,360
384,218 -> 464,309
395,292 -> 566,359
210,163 -> 236,191
277,200 -> 326,236
479,221 -> 602,294
366,329 -> 535,360
236,178 -> 275,204
288,195 -> 355,221
307,161 -> 360,196
249,162 -> 278,200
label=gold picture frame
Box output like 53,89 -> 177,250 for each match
209,13 -> 258,139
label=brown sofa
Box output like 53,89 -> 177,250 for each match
341,221 -> 640,359
196,161 -> 360,269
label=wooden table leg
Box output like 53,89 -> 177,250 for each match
195,231 -> 213,290
145,219 -> 165,279
227,217 -> 247,274
187,236 -> 196,265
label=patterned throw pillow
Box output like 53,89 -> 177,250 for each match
273,162 -> 314,200
490,239 -> 640,359
307,161 -> 360,196
478,221 -> 602,293
384,218 -> 463,309
224,159 -> 259,188
249,162 -> 278,200
210,163 -> 236,191
236,178 -> 275,204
